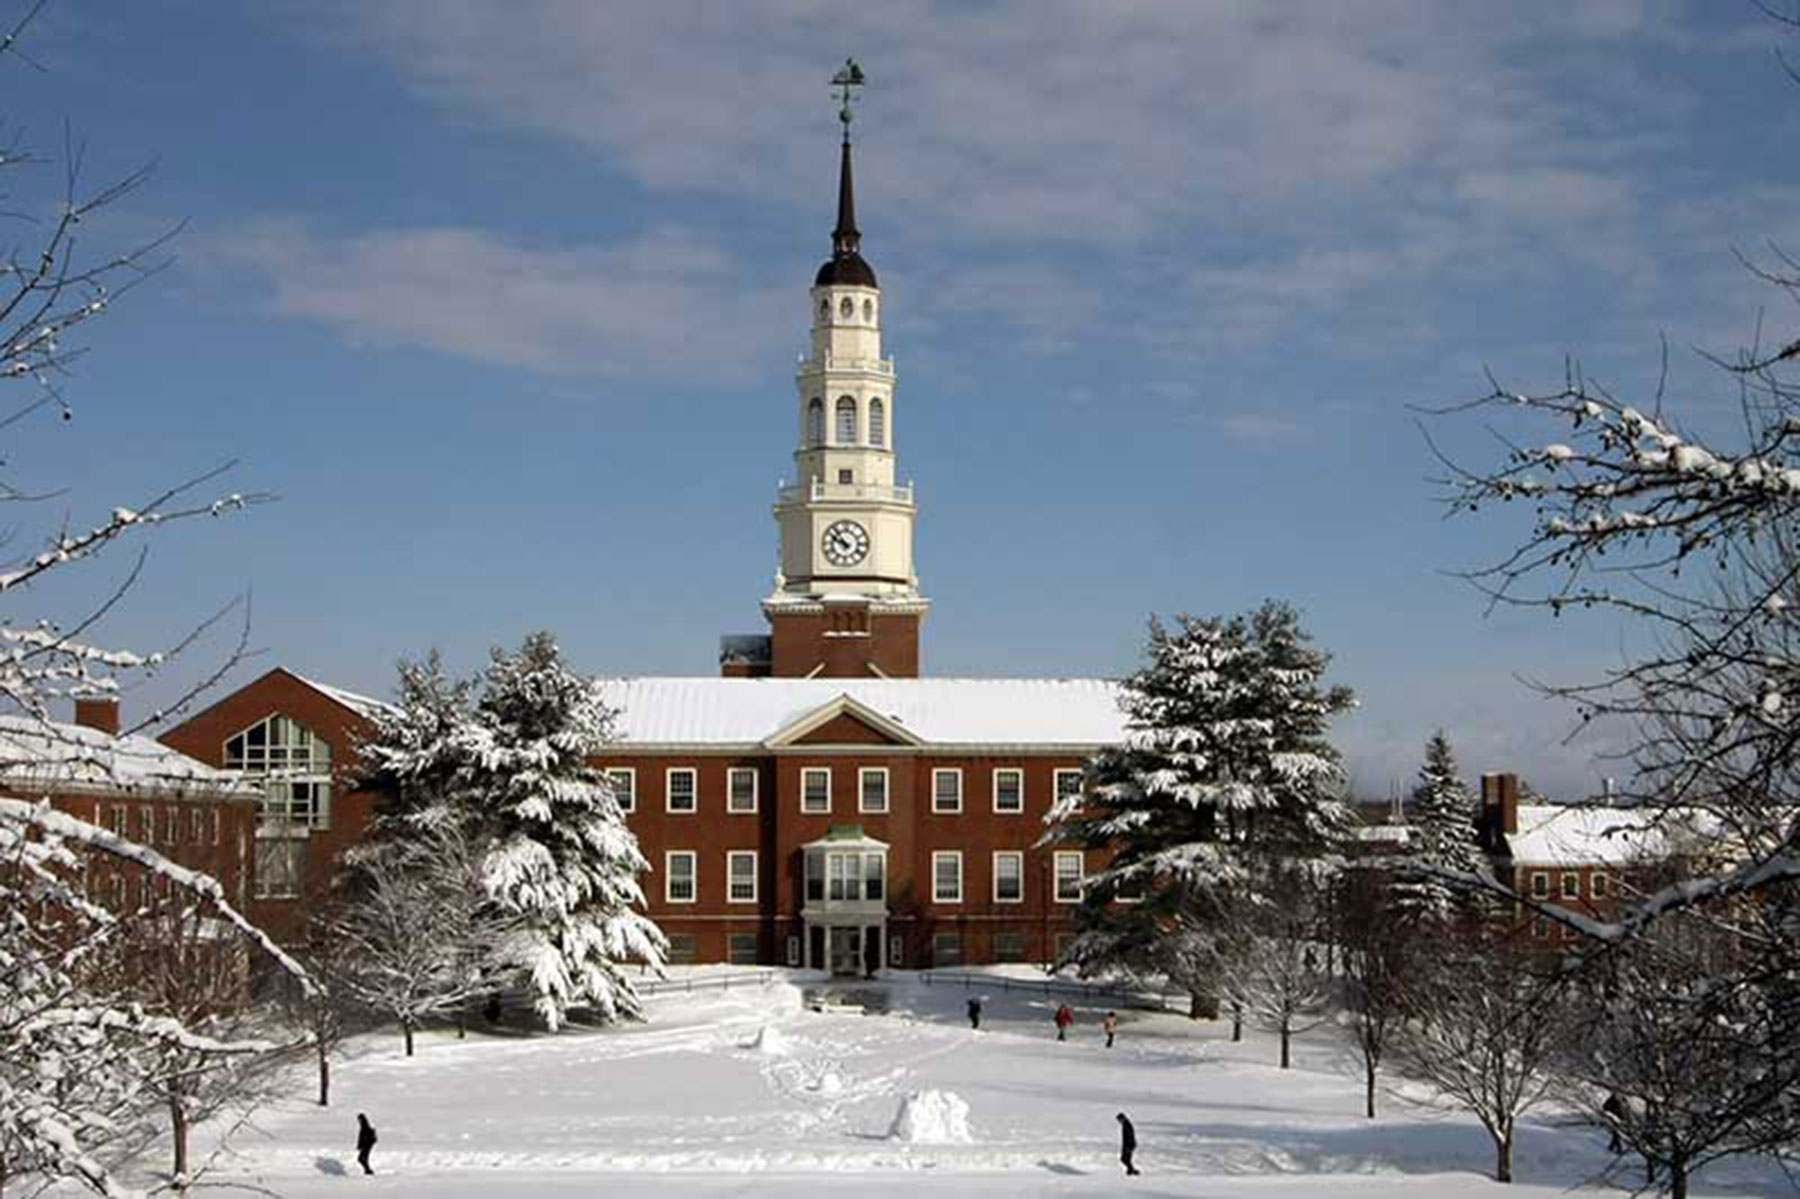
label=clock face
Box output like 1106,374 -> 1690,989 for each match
822,519 -> 870,567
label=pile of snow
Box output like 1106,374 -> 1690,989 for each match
887,1089 -> 973,1144
745,1024 -> 790,1055
810,1070 -> 843,1096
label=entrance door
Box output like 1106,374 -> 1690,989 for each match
828,926 -> 861,976
808,925 -> 826,971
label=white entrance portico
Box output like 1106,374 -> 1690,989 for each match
801,825 -> 888,975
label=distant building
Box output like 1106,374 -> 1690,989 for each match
3,697 -> 257,913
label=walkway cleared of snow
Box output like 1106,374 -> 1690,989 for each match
114,967 -> 1783,1197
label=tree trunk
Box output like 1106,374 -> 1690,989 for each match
1279,1021 -> 1291,1069
170,1090 -> 189,1188
457,1007 -> 467,1039
1189,991 -> 1204,1020
1364,1064 -> 1376,1118
1669,1155 -> 1687,1199
403,1017 -> 415,1057
317,1040 -> 331,1106
1231,1002 -> 1243,1042
1495,1122 -> 1513,1184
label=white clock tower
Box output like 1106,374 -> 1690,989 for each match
753,61 -> 928,678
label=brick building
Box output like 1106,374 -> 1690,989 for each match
2,698 -> 258,913
158,123 -> 1129,972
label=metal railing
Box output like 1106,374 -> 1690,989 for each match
776,479 -> 914,506
919,971 -> 1183,1011
634,970 -> 780,998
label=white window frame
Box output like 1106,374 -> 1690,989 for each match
728,767 -> 759,814
665,850 -> 698,904
607,768 -> 636,813
835,395 -> 857,444
727,850 -> 758,904
993,850 -> 1024,904
859,767 -> 890,814
801,767 -> 832,814
1529,871 -> 1549,899
1053,851 -> 1084,903
992,768 -> 1025,814
665,767 -> 698,815
932,768 -> 963,814
932,850 -> 963,904
1591,872 -> 1609,900
1560,872 -> 1580,901
1054,769 -> 1083,806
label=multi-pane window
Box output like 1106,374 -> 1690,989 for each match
993,769 -> 1024,814
933,933 -> 962,966
728,768 -> 758,813
666,851 -> 697,903
1053,851 -> 1084,903
932,769 -> 962,814
137,806 -> 154,843
805,848 -> 885,903
802,768 -> 831,814
666,934 -> 698,964
865,854 -> 885,901
607,768 -> 636,813
1530,872 -> 1549,899
859,768 -> 889,813
111,805 -> 126,836
666,768 -> 697,814
933,851 -> 963,903
1560,873 -> 1579,900
869,397 -> 886,447
162,807 -> 177,845
254,837 -> 305,900
993,851 -> 1024,903
728,933 -> 758,965
828,853 -> 863,901
994,931 -> 1025,963
1591,872 -> 1609,899
189,810 -> 204,845
225,715 -> 333,828
807,398 -> 824,445
835,396 -> 857,444
1054,769 -> 1083,806
728,851 -> 758,903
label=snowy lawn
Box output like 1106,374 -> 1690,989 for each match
147,968 -> 1781,1197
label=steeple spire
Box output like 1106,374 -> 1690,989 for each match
833,135 -> 860,257
815,58 -> 877,290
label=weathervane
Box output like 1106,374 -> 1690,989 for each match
832,58 -> 865,141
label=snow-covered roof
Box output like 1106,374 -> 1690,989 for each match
592,677 -> 1125,749
1507,803 -> 1671,867
291,674 -> 397,722
0,713 -> 251,798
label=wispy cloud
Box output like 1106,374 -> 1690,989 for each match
203,221 -> 791,382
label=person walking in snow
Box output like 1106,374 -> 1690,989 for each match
967,995 -> 983,1030
1103,1011 -> 1118,1048
1602,1092 -> 1628,1154
1054,1002 -> 1074,1041
1116,1111 -> 1140,1175
356,1113 -> 378,1175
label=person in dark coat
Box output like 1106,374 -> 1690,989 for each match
967,996 -> 983,1030
356,1113 -> 378,1175
1602,1092 -> 1628,1154
1116,1111 -> 1140,1175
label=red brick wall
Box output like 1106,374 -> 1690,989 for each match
769,609 -> 921,677
159,668 -> 380,941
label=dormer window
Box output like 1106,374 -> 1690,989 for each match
807,398 -> 824,445
836,396 -> 857,444
869,397 -> 885,447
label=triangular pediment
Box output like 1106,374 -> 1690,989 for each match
764,694 -> 924,749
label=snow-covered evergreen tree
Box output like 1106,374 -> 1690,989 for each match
465,633 -> 664,1030
1394,729 -> 1486,919
1044,601 -> 1354,999
354,650 -> 477,848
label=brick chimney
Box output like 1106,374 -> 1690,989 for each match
1481,771 -> 1519,837
73,696 -> 120,737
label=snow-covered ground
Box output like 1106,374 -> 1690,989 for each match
141,967 -> 1781,1197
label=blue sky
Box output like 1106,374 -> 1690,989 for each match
14,1 -> 1800,798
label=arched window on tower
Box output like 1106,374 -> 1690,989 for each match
869,397 -> 886,447
836,396 -> 857,444
807,398 -> 824,445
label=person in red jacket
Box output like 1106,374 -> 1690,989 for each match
1053,1002 -> 1074,1041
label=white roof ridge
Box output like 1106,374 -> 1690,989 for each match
290,673 -> 399,720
